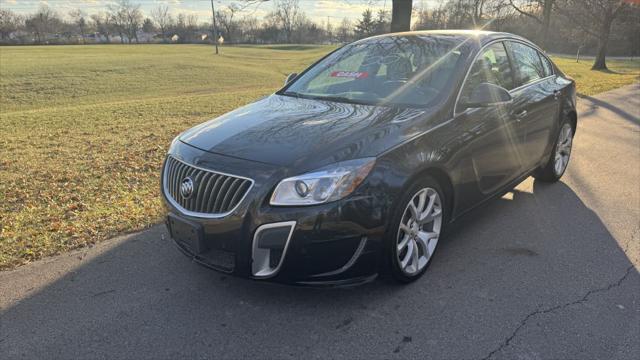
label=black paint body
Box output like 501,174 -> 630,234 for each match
162,31 -> 577,285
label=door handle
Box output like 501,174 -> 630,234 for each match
513,110 -> 527,121
553,90 -> 560,100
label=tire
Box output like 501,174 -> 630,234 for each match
534,117 -> 575,182
386,176 -> 448,284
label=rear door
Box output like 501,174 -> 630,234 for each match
506,41 -> 560,170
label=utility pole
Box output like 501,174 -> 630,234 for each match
210,0 -> 219,54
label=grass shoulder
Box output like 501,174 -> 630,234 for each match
550,56 -> 640,96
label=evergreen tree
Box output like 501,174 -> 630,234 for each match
354,9 -> 376,39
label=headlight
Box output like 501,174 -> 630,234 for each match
270,158 -> 376,206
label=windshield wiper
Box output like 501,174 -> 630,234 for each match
326,96 -> 379,106
282,91 -> 377,106
303,94 -> 377,106
282,91 -> 304,98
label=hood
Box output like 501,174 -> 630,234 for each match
179,94 -> 434,169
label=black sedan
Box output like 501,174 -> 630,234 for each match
162,30 -> 577,285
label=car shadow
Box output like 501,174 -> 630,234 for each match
578,91 -> 639,126
1,179 -> 637,359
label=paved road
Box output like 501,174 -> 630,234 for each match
1,84 -> 639,360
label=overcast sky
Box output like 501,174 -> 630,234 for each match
1,0 -> 439,24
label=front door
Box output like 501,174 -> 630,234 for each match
456,41 -> 525,197
458,105 -> 524,195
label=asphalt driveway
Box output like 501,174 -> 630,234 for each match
1,83 -> 638,360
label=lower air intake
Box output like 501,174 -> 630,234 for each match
252,221 -> 296,278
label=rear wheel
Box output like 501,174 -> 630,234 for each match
534,118 -> 574,182
387,176 -> 446,283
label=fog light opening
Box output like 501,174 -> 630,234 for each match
251,221 -> 296,278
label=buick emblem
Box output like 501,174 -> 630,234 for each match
180,177 -> 195,199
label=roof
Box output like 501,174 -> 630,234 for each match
353,30 -> 534,49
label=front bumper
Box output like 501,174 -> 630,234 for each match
162,142 -> 387,286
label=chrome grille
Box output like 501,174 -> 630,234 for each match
163,156 -> 253,217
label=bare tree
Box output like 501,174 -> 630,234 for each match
172,13 -> 199,43
238,15 -> 259,43
108,0 -> 142,44
490,0 -> 518,31
108,2 -> 127,43
556,0 -> 628,70
0,9 -> 22,40
216,8 -> 233,43
446,0 -> 473,28
337,18 -> 353,43
216,3 -> 251,43
413,2 -> 450,30
124,1 -> 143,43
186,14 -> 199,31
273,0 -> 301,43
257,0 -> 409,35
324,17 -> 334,42
24,5 -> 61,44
69,9 -> 87,44
508,0 -> 554,49
471,0 -> 488,25
90,12 -> 112,43
150,5 -> 171,42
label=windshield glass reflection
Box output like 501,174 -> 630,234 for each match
283,35 -> 469,107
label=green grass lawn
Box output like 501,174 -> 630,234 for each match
0,44 -> 332,269
551,56 -> 640,96
0,44 -> 638,269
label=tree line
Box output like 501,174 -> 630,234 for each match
0,0 -> 638,69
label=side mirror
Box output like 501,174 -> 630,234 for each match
284,73 -> 298,86
461,82 -> 512,109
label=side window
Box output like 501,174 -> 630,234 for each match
459,42 -> 514,105
509,42 -> 545,86
539,52 -> 554,77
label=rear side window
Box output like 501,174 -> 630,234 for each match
509,42 -> 546,87
460,42 -> 515,104
539,53 -> 554,77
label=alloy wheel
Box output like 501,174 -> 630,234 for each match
554,123 -> 573,176
396,187 -> 443,276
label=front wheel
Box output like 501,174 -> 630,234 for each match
534,119 -> 574,182
387,177 -> 446,283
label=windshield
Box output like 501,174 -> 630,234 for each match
282,35 -> 468,107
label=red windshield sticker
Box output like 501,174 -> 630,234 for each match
330,71 -> 369,79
